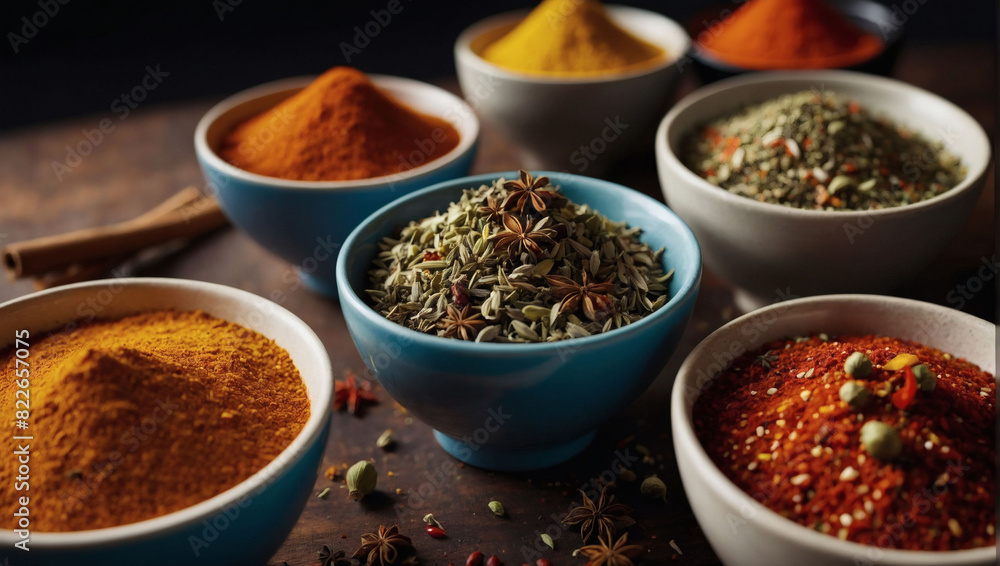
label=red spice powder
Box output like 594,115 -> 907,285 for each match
693,334 -> 995,550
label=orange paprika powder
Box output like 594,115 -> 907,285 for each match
220,67 -> 460,181
698,0 -> 883,70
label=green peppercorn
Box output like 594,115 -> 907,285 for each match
838,381 -> 870,411
912,364 -> 937,392
860,421 -> 902,460
844,352 -> 873,378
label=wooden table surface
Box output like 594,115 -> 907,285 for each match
0,44 -> 994,565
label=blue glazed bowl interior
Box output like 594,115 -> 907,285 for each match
337,172 -> 702,470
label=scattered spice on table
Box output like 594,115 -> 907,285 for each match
219,66 -> 459,181
563,484 -> 635,544
346,460 -> 378,501
697,0 -> 883,70
0,310 -> 309,532
480,0 -> 665,76
335,368 -> 378,415
577,532 -> 643,566
693,334 -> 995,550
319,545 -> 354,566
367,171 -> 672,342
353,525 -> 414,566
683,90 -> 965,210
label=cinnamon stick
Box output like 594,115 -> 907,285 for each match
4,188 -> 228,280
31,188 -> 206,289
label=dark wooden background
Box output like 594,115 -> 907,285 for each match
0,45 -> 994,565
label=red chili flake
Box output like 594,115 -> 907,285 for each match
424,251 -> 442,262
486,556 -> 502,566
536,560 -> 552,566
425,525 -> 447,539
891,366 -> 918,410
721,136 -> 741,158
466,551 -> 484,566
848,101 -> 862,114
843,163 -> 858,173
451,275 -> 469,309
693,334 -> 995,551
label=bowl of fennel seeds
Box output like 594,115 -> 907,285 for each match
336,171 -> 701,470
367,170 -> 673,342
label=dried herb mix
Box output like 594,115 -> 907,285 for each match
683,90 -> 965,210
367,172 -> 672,342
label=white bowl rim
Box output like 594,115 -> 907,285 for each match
0,278 -> 333,548
337,170 -> 702,354
656,69 -> 992,219
454,4 -> 691,85
194,74 -> 479,191
671,293 -> 996,563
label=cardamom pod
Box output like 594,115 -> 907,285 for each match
346,460 -> 377,501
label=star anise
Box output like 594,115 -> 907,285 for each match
478,195 -> 506,223
490,214 -> 555,258
319,546 -> 354,566
545,270 -> 615,322
352,525 -> 414,566
334,370 -> 378,415
563,484 -> 635,544
437,304 -> 486,341
578,532 -> 644,566
501,170 -> 555,214
754,350 -> 779,369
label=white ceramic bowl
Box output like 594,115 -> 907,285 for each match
195,75 -> 480,297
672,294 -> 996,566
656,71 -> 991,311
455,5 -> 690,173
0,278 -> 332,566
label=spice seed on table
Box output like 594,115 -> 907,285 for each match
694,334 -> 995,550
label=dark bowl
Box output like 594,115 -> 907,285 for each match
685,0 -> 906,84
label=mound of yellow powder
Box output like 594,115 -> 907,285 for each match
481,0 -> 665,76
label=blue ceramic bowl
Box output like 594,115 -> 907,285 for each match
337,172 -> 701,471
0,279 -> 332,565
195,75 -> 479,297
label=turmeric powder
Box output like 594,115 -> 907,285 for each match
219,67 -> 460,181
0,310 -> 309,532
481,0 -> 665,76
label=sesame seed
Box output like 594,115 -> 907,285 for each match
864,500 -> 874,513
747,461 -> 758,471
810,446 -> 822,457
800,390 -> 811,401
924,440 -> 933,450
751,390 -> 758,395
789,431 -> 798,441
792,494 -> 802,503
857,485 -> 870,495
840,513 -> 853,527
776,419 -> 786,427
796,371 -> 805,378
853,509 -> 866,520
756,426 -> 765,437
770,440 -> 780,451
857,454 -> 866,465
941,446 -> 951,453
746,436 -> 756,444
837,528 -> 849,540
873,489 -> 882,500
790,473 -> 810,486
948,518 -> 963,537
840,466 -> 859,481
767,387 -> 778,395
987,524 -> 995,536
805,368 -> 815,378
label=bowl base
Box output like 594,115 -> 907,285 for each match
299,270 -> 339,299
433,430 -> 596,471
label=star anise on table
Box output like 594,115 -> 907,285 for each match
334,370 -> 378,415
577,532 -> 644,566
319,546 -> 354,566
352,525 -> 414,566
545,269 -> 615,322
478,195 -> 506,223
563,484 -> 635,544
501,169 -> 556,214
490,214 -> 555,258
437,303 -> 486,341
